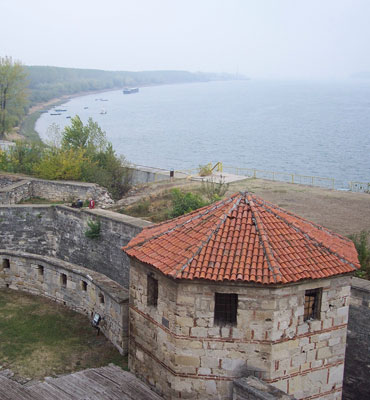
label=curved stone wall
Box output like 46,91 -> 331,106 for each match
0,249 -> 129,355
0,205 -> 151,287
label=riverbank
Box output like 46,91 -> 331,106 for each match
19,87 -> 124,142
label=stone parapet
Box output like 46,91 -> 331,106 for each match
0,249 -> 129,354
0,174 -> 114,207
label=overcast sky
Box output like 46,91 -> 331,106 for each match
1,0 -> 370,79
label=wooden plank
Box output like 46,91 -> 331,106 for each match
46,376 -> 92,398
0,376 -> 38,400
26,382 -> 74,400
96,366 -> 162,400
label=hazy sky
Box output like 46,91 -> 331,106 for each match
1,0 -> 370,79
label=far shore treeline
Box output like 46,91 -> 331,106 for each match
26,66 -> 243,105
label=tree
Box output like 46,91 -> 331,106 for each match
62,115 -> 107,153
0,56 -> 28,139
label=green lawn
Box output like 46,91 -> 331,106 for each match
0,289 -> 127,380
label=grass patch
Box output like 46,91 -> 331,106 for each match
19,112 -> 43,143
0,289 -> 127,380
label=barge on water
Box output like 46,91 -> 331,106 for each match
123,87 -> 139,94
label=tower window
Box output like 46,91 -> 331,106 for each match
99,293 -> 105,304
38,265 -> 44,281
3,259 -> 10,269
304,288 -> 322,321
81,280 -> 87,291
60,273 -> 67,288
147,275 -> 158,307
214,293 -> 238,326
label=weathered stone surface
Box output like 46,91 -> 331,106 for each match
233,376 -> 296,399
0,205 -> 150,287
0,174 -> 114,207
343,277 -> 370,400
129,259 -> 352,400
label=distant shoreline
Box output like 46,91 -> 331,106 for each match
22,80 -> 231,142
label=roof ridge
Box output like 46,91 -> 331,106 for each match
174,194 -> 243,278
124,194 -> 238,251
251,195 -> 359,270
247,195 -> 283,283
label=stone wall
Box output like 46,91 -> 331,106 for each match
0,205 -> 151,287
129,259 -> 351,400
0,250 -> 129,354
0,174 -> 113,207
343,277 -> 370,400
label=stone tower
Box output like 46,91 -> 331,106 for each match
123,193 -> 359,399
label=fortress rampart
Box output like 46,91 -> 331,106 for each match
0,249 -> 129,354
0,204 -> 150,287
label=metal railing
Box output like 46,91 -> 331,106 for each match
175,163 -> 370,193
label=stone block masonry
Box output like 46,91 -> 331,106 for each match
0,174 -> 114,207
129,259 -> 352,399
0,250 -> 129,354
0,204 -> 151,287
342,277 -> 370,400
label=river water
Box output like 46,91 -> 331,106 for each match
35,80 -> 370,187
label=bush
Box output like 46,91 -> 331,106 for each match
170,188 -> 207,218
198,163 -> 213,177
84,219 -> 101,239
201,175 -> 229,202
349,231 -> 370,279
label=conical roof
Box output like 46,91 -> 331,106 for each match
123,192 -> 359,284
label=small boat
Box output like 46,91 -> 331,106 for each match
100,109 -> 107,115
84,106 -> 88,109
123,87 -> 139,94
66,116 -> 71,119
55,109 -> 67,112
50,113 -> 62,116
100,98 -> 108,101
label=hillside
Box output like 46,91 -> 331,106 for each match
26,66 -> 243,105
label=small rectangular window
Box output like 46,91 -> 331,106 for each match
3,259 -> 10,269
304,288 -> 322,321
147,275 -> 158,307
81,280 -> 87,291
60,273 -> 67,288
99,293 -> 105,304
38,265 -> 44,276
214,293 -> 238,326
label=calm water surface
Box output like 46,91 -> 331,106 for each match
36,80 -> 370,187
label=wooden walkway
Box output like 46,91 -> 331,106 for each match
0,365 -> 162,400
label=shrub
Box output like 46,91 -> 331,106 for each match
349,230 -> 370,279
170,188 -> 207,218
198,163 -> 212,177
84,219 -> 101,239
201,175 -> 229,202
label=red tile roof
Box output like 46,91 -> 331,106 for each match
123,193 -> 360,284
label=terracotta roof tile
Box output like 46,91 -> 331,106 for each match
123,192 -> 360,284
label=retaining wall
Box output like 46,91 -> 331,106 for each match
0,250 -> 129,354
0,205 -> 151,287
0,174 -> 113,206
